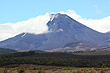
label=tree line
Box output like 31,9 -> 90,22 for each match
0,58 -> 110,67
0,51 -> 110,67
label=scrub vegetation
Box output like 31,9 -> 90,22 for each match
0,51 -> 110,73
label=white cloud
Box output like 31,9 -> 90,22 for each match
0,13 -> 50,41
0,10 -> 110,41
77,16 -> 110,33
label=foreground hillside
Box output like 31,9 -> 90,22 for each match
0,48 -> 17,53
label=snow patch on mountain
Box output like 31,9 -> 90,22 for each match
53,23 -> 55,25
22,33 -> 27,37
56,29 -> 63,32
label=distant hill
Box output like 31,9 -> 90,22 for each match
0,48 -> 17,53
46,41 -> 97,52
18,50 -> 46,53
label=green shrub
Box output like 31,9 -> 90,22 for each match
101,64 -> 106,68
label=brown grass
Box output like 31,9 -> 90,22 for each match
1,64 -> 110,73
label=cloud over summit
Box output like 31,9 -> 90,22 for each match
0,10 -> 110,41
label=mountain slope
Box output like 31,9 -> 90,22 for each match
0,33 -> 48,50
0,13 -> 109,51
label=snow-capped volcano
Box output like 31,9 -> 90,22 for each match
0,13 -> 110,51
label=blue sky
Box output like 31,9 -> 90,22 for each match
0,0 -> 110,41
0,0 -> 110,24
